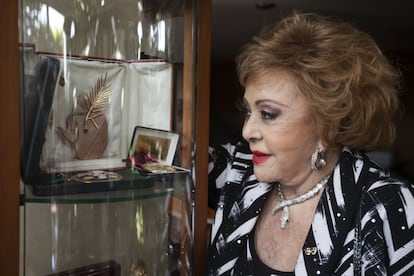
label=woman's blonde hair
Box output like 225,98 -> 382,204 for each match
236,11 -> 401,151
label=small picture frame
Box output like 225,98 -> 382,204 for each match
128,126 -> 179,169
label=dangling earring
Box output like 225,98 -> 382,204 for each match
311,148 -> 327,171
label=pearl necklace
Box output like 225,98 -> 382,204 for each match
272,175 -> 330,229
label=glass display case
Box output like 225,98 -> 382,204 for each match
19,0 -> 199,275
23,172 -> 192,276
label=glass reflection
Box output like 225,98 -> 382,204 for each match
21,0 -> 184,61
20,0 -> 190,275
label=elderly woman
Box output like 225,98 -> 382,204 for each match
207,12 -> 414,275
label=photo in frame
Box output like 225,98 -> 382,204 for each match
128,126 -> 179,172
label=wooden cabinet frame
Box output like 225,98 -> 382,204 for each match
0,1 -> 20,275
187,0 -> 211,274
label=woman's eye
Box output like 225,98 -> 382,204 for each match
260,110 -> 278,120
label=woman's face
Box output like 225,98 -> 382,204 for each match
242,69 -> 321,185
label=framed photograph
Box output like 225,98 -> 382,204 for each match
128,126 -> 179,168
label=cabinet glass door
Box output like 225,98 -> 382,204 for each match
19,0 -> 194,275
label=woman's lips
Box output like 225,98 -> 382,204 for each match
252,151 -> 271,164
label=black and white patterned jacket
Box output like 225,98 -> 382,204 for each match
207,141 -> 414,275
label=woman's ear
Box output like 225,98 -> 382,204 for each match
316,138 -> 326,152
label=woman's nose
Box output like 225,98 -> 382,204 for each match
242,115 -> 260,143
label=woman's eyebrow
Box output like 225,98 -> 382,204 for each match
255,98 -> 288,108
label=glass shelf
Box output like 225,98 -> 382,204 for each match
24,170 -> 191,204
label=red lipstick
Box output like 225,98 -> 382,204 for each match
252,151 -> 271,164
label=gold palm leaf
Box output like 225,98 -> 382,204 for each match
81,72 -> 111,130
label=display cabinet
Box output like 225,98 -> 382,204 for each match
23,172 -> 192,275
18,0 -> 211,275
